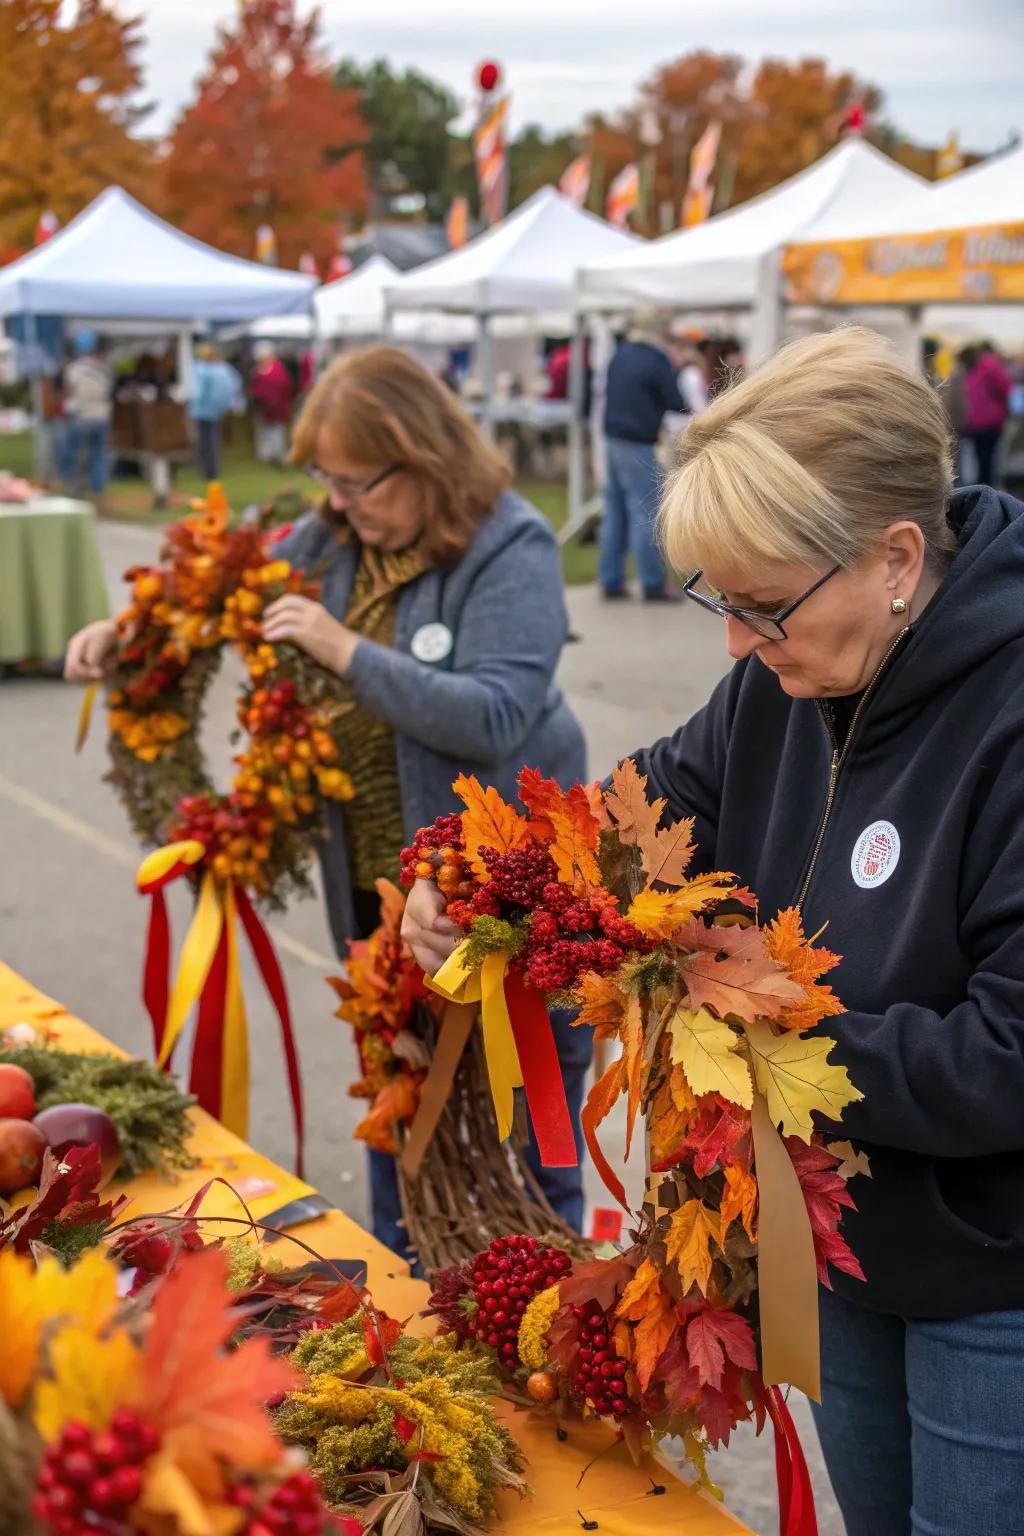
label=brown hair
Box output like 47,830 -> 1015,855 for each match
290,346 -> 512,566
659,326 -> 957,576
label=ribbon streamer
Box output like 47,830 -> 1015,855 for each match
400,1002 -> 477,1178
751,1091 -> 821,1401
429,941 -> 577,1167
136,843 -> 304,1174
766,1386 -> 819,1536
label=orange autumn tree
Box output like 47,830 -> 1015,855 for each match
161,0 -> 368,270
0,0 -> 153,251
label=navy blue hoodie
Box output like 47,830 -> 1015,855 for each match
630,486 -> 1024,1318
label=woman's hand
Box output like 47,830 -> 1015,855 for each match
261,595 -> 359,676
64,619 -> 118,682
400,878 -> 464,975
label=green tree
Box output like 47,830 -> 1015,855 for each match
507,126 -> 580,207
335,58 -> 459,219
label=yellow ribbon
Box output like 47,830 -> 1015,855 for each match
75,682 -> 99,754
428,941 -> 523,1140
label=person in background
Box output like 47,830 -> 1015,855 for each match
249,342 -> 295,465
677,335 -> 709,416
61,330 -> 113,498
188,343 -> 242,481
600,309 -> 684,601
64,346 -> 591,1262
963,341 -> 1013,487
545,340 -> 571,400
924,338 -> 969,484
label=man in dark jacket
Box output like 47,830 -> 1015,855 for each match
599,311 -> 684,601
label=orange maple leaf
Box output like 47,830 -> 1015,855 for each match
575,971 -> 626,1037
647,1069 -> 698,1168
664,1199 -> 721,1297
518,767 -> 602,890
763,907 -> 845,1030
720,1164 -> 758,1242
621,993 -> 645,1160
628,874 -> 739,939
604,759 -> 696,886
678,921 -> 806,1023
355,1076 -> 421,1153
453,773 -> 530,880
581,1056 -> 627,1210
615,1258 -> 675,1392
139,1248 -> 298,1490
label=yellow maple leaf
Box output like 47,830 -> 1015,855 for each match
668,1005 -> 753,1108
0,1248 -> 120,1409
627,875 -> 737,940
452,773 -> 530,881
743,1019 -> 863,1142
574,971 -> 626,1036
35,1324 -> 142,1441
720,1164 -> 758,1241
664,1199 -> 721,1297
614,1258 -> 676,1392
669,1063 -> 697,1117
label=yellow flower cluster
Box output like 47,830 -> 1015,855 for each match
107,708 -> 189,763
517,1283 -> 561,1370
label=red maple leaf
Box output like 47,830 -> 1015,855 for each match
685,1307 -> 758,1391
786,1138 -> 865,1285
645,1329 -> 699,1417
677,1097 -> 752,1179
0,1146 -> 127,1254
677,921 -> 805,1022
362,1308 -> 402,1367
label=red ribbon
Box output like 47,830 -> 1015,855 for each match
503,968 -> 578,1169
191,922 -> 228,1115
767,1386 -> 818,1536
142,887 -> 171,1061
235,886 -> 306,1181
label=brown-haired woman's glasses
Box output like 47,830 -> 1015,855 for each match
682,565 -> 841,640
309,463 -> 402,503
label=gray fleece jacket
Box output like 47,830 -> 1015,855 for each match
276,492 -> 587,954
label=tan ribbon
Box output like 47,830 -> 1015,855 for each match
400,1001 -> 477,1178
750,1091 -> 821,1402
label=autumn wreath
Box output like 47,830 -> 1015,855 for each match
402,763 -> 865,1523
89,486 -> 354,1166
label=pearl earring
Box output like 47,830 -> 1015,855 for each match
891,596 -> 907,615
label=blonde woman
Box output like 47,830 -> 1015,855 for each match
66,347 -> 590,1258
405,328 -> 1024,1533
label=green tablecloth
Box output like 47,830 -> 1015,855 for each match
0,498 -> 110,663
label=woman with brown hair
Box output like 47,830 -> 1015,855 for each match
65,345 -> 589,1255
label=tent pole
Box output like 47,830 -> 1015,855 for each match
748,250 -> 783,366
567,303 -> 586,533
24,308 -> 49,482
478,312 -> 495,442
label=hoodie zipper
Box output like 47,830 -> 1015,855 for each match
796,628 -> 910,912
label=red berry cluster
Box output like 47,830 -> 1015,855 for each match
230,1468 -> 340,1536
32,1411 -> 160,1534
431,1235 -> 572,1373
242,678 -> 304,738
571,1302 -> 631,1420
399,814 -> 466,888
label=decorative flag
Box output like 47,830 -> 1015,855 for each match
446,195 -> 469,249
474,94 -> 510,226
298,251 -> 319,276
682,120 -> 721,227
606,163 -> 640,228
937,131 -> 963,179
255,223 -> 277,265
326,251 -> 353,282
559,154 -> 591,208
34,210 -> 59,245
844,101 -> 866,136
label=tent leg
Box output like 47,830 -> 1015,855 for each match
566,312 -> 586,535
748,251 -> 782,366
24,310 -> 51,482
478,313 -> 495,442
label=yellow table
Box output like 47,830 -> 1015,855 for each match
0,962 -> 751,1536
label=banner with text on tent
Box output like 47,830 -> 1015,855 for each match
783,220 -> 1024,305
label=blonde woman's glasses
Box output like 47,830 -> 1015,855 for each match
683,565 -> 841,640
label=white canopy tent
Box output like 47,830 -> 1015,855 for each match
576,140 -> 926,359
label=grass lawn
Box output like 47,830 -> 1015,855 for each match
0,429 -> 599,584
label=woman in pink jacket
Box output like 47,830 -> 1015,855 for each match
964,342 -> 1014,487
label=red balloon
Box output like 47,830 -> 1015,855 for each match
477,60 -> 501,94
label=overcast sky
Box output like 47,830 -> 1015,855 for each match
138,0 -> 1023,152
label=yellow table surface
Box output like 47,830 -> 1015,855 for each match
0,961 -> 751,1536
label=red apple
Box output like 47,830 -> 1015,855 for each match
0,1063 -> 36,1120
0,1118 -> 47,1193
33,1103 -> 121,1184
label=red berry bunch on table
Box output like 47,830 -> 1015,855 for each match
571,1300 -> 631,1420
428,1234 -> 572,1372
31,1411 -> 160,1534
228,1468 -> 351,1536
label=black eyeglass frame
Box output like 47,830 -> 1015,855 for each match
682,564 -> 842,640
309,462 -> 402,502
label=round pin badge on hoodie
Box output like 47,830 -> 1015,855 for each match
410,622 -> 454,664
851,820 -> 901,889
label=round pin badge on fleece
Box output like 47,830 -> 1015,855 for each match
410,622 -> 454,664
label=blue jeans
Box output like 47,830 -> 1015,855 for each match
63,419 -> 109,494
812,1284 -> 1024,1535
599,437 -> 665,594
368,1006 -> 592,1266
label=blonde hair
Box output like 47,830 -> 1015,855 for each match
659,326 -> 956,577
290,346 -> 511,566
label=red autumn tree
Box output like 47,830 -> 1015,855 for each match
160,0 -> 368,269
0,0 -> 153,250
